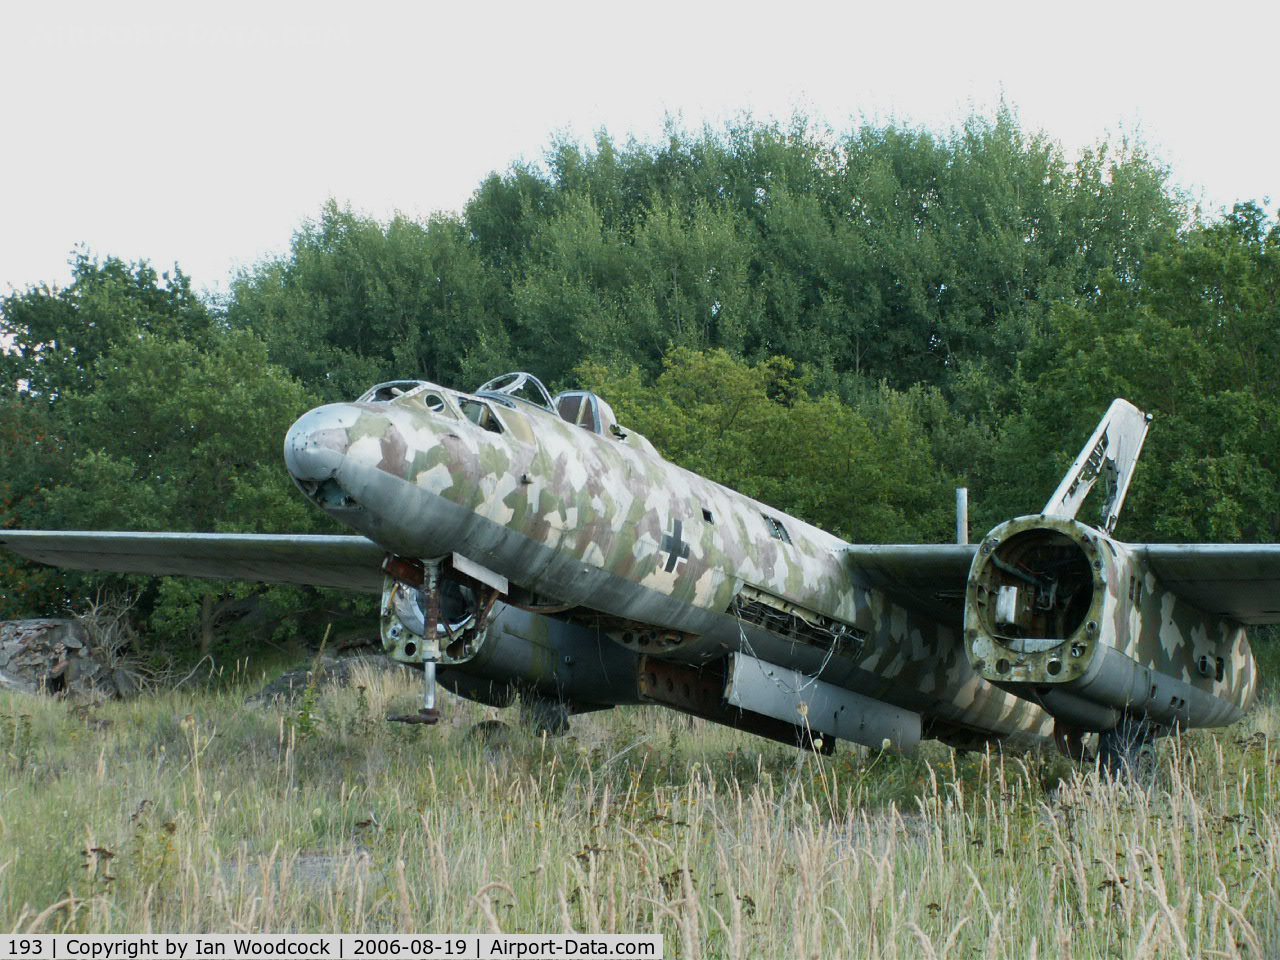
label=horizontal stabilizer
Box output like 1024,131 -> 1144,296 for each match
0,530 -> 386,593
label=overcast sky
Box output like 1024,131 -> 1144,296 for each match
1,0 -> 1275,297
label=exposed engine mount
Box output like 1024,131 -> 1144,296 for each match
380,554 -> 501,666
969,524 -> 1095,670
380,554 -> 503,723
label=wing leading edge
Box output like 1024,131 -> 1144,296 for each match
4,531 -> 1278,626
0,531 -> 386,594
845,541 -> 1280,627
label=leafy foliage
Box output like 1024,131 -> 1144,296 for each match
0,400 -> 62,617
0,253 -> 213,401
228,202 -> 512,403
580,349 -> 953,542
991,203 -> 1280,541
0,257 -> 345,653
2,112 -> 1277,661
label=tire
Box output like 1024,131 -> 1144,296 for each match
1097,714 -> 1158,780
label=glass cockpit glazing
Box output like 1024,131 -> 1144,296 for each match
356,381 -> 457,417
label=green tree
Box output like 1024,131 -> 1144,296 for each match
229,202 -> 513,402
0,256 -> 340,656
234,112 -> 1182,404
1,255 -> 217,620
0,400 -> 64,617
580,348 -> 954,543
509,194 -> 759,383
987,203 -> 1280,542
38,332 -> 330,655
0,253 -> 213,401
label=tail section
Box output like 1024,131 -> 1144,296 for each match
1042,399 -> 1151,534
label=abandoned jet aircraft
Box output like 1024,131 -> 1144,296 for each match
2,373 -> 1275,761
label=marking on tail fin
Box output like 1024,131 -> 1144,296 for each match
1043,398 -> 1151,533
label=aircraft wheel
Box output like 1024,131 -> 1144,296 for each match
1097,714 -> 1157,781
519,696 -> 571,735
466,719 -> 514,746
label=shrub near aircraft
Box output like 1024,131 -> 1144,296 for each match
2,373 -> 1275,766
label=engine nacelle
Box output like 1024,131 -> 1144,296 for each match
964,516 -> 1255,731
436,604 -> 643,711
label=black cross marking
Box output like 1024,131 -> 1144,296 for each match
660,519 -> 690,573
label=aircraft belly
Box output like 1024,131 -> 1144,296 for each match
460,604 -> 643,707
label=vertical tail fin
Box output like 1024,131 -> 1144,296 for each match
1043,399 -> 1151,533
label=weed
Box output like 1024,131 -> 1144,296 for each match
0,669 -> 1276,955
1,712 -> 34,771
290,628 -> 330,743
293,680 -> 321,743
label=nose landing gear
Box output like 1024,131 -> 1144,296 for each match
381,554 -> 502,725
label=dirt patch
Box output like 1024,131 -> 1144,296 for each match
218,847 -> 383,896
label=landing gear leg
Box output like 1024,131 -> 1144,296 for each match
382,554 -> 506,727
1053,720 -> 1091,762
388,561 -> 443,726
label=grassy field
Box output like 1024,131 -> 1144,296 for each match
1,657 -> 1277,958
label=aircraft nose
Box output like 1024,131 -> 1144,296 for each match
284,404 -> 361,482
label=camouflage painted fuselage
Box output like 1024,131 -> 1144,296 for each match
284,381 -> 1054,744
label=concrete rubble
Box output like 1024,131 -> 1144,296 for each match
0,618 -> 140,699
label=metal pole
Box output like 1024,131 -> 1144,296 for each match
956,487 -> 969,545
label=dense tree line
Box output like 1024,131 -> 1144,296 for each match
1,111 -> 1276,658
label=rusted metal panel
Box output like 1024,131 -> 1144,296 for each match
637,656 -> 834,754
725,653 -> 921,751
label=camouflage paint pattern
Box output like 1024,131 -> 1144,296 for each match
285,378 -> 1055,744
966,515 -> 1256,729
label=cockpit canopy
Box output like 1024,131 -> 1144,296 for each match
356,372 -> 652,451
474,372 -> 620,437
552,390 -> 618,436
357,380 -> 428,403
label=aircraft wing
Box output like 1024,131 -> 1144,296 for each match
0,530 -> 386,593
843,544 -> 977,622
845,541 -> 1280,627
1137,543 -> 1280,625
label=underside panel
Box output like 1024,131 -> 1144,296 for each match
1139,544 -> 1280,624
842,543 -> 977,621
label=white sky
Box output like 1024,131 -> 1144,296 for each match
1,0 -> 1275,297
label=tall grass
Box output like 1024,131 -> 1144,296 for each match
1,660 -> 1277,957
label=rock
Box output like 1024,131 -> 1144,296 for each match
0,617 -> 137,700
0,668 -> 37,695
66,659 -> 101,683
247,655 -> 410,704
112,668 -> 140,696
